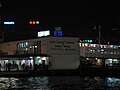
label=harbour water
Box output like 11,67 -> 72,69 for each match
0,76 -> 120,90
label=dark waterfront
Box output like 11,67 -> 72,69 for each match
0,76 -> 120,90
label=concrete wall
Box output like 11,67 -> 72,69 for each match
50,55 -> 80,69
46,37 -> 80,69
0,42 -> 17,55
80,47 -> 86,57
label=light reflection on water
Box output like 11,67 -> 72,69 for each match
106,77 -> 120,87
0,77 -> 50,90
0,76 -> 120,89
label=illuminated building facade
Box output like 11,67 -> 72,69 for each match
79,43 -> 120,66
0,36 -> 80,70
0,35 -> 120,71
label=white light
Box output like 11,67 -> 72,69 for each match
38,30 -> 50,37
101,49 -> 104,51
4,21 -> 15,24
37,56 -> 41,58
85,43 -> 88,46
55,27 -> 61,31
113,59 -> 117,61
110,45 -> 113,48
36,21 -> 39,24
86,58 -> 89,60
42,57 -> 46,60
108,59 -> 112,63
26,42 -> 28,46
38,59 -> 42,64
29,56 -> 33,59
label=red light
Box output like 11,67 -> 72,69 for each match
29,21 -> 32,24
33,21 -> 35,24
29,21 -> 39,24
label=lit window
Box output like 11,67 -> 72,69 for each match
101,49 -> 104,51
90,49 -> 93,52
29,56 -> 33,59
42,57 -> 46,60
26,42 -> 28,46
111,52 -> 113,54
21,43 -> 23,47
37,56 -> 41,58
108,59 -> 112,63
90,44 -> 96,47
113,59 -> 117,61
86,58 -> 89,60
79,43 -> 82,47
82,44 -> 84,47
85,43 -> 88,47
35,46 -> 37,48
110,45 -> 113,48
92,50 -> 95,53
25,48 -> 28,51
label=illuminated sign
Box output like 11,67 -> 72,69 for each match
55,27 -> 61,31
54,31 -> 57,37
58,31 -> 62,36
4,21 -> 15,24
29,21 -> 39,24
38,30 -> 50,37
54,27 -> 63,37
80,40 -> 92,43
54,30 -> 63,37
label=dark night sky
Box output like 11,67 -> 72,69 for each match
1,0 -> 120,44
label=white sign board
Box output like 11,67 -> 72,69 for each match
38,30 -> 50,37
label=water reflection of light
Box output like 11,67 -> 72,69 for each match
0,77 -> 49,89
1,76 -> 120,89
0,77 -> 19,89
106,77 -> 120,87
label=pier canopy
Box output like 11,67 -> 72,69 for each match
0,54 -> 50,71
